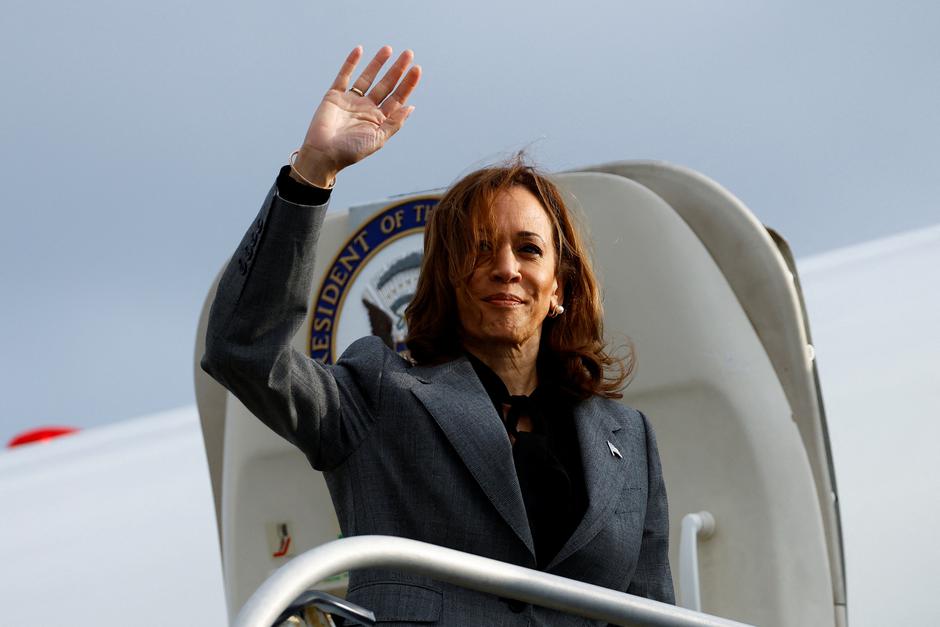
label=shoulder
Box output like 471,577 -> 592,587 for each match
582,394 -> 647,430
334,336 -> 417,380
322,337 -> 421,410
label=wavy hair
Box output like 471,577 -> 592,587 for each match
404,156 -> 632,399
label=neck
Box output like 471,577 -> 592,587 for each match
463,337 -> 540,396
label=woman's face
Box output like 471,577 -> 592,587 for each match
457,185 -> 562,353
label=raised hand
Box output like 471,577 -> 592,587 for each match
291,46 -> 422,188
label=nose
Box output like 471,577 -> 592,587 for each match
489,245 -> 521,283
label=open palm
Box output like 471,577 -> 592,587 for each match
295,46 -> 421,186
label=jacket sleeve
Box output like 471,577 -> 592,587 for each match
626,411 -> 675,604
201,180 -> 387,471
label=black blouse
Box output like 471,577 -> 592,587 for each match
467,354 -> 588,569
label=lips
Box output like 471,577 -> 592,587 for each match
483,293 -> 525,306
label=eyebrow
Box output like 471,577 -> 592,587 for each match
515,231 -> 547,243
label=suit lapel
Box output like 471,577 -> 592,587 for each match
410,358 -> 536,559
546,396 -> 633,570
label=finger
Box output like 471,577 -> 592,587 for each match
368,49 -> 414,104
380,64 -> 422,116
330,46 -> 364,92
349,45 -> 393,95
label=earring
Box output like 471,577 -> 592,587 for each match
549,304 -> 565,318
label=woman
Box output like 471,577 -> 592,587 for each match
202,46 -> 673,625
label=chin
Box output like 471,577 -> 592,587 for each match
477,324 -> 542,348
459,309 -> 543,349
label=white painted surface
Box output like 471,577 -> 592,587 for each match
0,407 -> 227,626
799,224 -> 940,626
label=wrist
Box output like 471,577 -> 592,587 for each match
289,147 -> 338,189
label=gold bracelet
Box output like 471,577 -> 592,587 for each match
289,150 -> 335,189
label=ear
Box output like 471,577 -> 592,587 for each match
552,274 -> 564,308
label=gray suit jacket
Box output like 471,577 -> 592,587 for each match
202,184 -> 674,626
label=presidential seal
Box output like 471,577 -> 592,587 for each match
309,197 -> 438,364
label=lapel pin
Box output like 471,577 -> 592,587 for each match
607,440 -> 622,459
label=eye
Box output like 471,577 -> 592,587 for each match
478,240 -> 492,252
519,243 -> 543,257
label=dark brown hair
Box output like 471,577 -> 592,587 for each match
405,156 -> 632,399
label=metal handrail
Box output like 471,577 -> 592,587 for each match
234,535 -> 753,627
678,511 -> 717,611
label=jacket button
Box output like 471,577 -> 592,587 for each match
507,599 -> 527,613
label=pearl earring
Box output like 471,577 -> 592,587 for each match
550,304 -> 565,318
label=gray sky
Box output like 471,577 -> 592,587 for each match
1,0 -> 938,442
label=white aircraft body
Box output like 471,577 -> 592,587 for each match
1,164 -> 937,627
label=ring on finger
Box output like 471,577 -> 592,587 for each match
348,86 -> 365,97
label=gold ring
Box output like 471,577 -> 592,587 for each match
349,87 -> 365,97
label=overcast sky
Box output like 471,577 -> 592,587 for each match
1,0 -> 937,442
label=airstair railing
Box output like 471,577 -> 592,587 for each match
678,511 -> 717,612
233,535 -> 753,627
